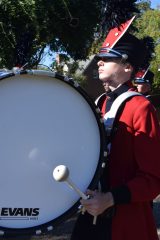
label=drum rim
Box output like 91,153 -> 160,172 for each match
0,70 -> 107,236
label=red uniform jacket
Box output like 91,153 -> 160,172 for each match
71,85 -> 160,240
100,90 -> 160,240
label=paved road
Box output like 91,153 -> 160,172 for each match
153,196 -> 160,239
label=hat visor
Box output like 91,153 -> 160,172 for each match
94,52 -> 122,60
134,78 -> 149,84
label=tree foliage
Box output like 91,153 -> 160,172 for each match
134,9 -> 160,93
0,0 -> 102,68
0,0 -> 39,68
136,0 -> 151,12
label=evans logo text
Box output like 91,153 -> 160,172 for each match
0,208 -> 40,216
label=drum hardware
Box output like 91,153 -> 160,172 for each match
53,165 -> 97,225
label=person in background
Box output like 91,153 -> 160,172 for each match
71,16 -> 160,240
134,68 -> 160,125
134,68 -> 154,96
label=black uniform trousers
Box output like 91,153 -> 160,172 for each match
70,211 -> 112,240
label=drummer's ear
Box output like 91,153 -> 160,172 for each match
124,63 -> 133,73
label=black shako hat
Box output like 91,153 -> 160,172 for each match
134,68 -> 154,85
95,16 -> 147,69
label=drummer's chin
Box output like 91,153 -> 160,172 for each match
98,75 -> 109,82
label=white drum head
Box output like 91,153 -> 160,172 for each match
0,71 -> 106,236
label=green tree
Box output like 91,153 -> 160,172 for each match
0,0 -> 40,68
134,9 -> 160,93
136,0 -> 151,12
0,0 -> 102,68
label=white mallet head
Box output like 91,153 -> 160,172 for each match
53,165 -> 69,182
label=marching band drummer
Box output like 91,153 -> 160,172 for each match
134,68 -> 154,96
134,68 -> 160,125
70,17 -> 160,240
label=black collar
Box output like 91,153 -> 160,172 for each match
105,84 -> 131,113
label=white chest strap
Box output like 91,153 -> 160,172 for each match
95,93 -> 106,106
103,91 -> 142,144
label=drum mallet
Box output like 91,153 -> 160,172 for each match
53,165 -> 97,225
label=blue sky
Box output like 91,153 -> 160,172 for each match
151,0 -> 159,8
40,46 -> 56,67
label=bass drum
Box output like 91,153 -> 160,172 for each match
0,70 -> 107,237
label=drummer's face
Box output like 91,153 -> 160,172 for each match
97,58 -> 131,87
136,83 -> 151,94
